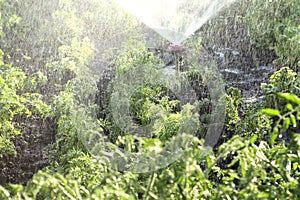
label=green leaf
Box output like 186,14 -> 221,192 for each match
9,184 -> 23,195
250,134 -> 257,144
260,108 -> 281,117
257,192 -> 269,198
290,114 -> 297,127
286,103 -> 293,111
293,162 -> 298,170
277,93 -> 300,105
284,118 -> 291,130
270,127 -> 279,145
0,186 -> 10,198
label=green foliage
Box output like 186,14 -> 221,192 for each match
113,47 -> 161,76
274,25 -> 300,68
260,68 -> 300,145
261,92 -> 300,145
200,0 -> 299,69
212,134 -> 300,199
107,48 -> 202,144
46,38 -> 95,87
1,0 -> 300,199
244,0 -> 300,68
225,87 -> 242,131
245,0 -> 299,47
0,0 -> 59,67
262,67 -> 300,111
103,48 -> 160,141
130,84 -> 180,126
2,128 -> 299,199
0,62 -> 49,158
0,1 -> 50,158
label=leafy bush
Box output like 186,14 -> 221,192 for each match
224,87 -> 242,131
1,0 -> 300,199
1,117 -> 299,199
261,92 -> 300,145
1,83 -> 300,199
262,67 -> 300,112
0,43 -> 49,159
244,0 -> 300,68
274,25 -> 300,68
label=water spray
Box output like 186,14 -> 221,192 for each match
77,0 -> 237,172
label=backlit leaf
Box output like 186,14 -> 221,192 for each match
277,93 -> 300,105
260,108 -> 280,117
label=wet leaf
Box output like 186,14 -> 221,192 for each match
290,114 -> 297,127
284,118 -> 291,130
277,93 -> 300,105
270,127 -> 279,145
260,108 -> 280,117
286,103 -> 293,111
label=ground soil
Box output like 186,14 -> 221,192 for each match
0,115 -> 57,185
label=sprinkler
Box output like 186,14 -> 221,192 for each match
166,44 -> 186,53
167,44 -> 186,72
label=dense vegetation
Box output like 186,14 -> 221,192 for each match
0,0 -> 299,199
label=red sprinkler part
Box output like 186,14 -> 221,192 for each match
167,44 -> 186,53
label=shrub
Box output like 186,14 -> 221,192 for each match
0,51 -> 49,158
244,0 -> 300,68
262,67 -> 300,111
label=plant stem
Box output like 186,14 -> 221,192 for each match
144,172 -> 157,200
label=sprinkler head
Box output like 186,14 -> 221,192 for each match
167,44 -> 186,53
